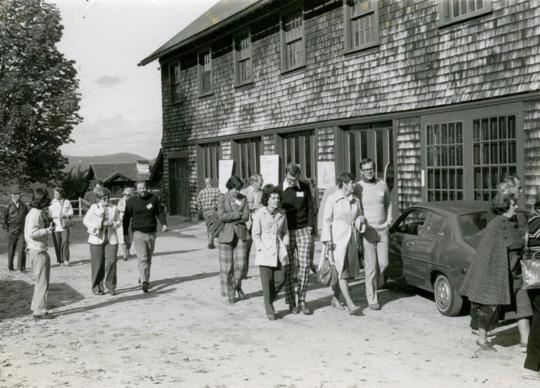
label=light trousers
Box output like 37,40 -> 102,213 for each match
29,250 -> 51,315
362,226 -> 389,305
133,231 -> 156,283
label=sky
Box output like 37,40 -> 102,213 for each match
50,0 -> 219,159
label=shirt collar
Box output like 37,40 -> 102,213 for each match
282,179 -> 300,191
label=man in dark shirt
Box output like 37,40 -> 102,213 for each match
1,184 -> 29,271
280,162 -> 316,315
122,180 -> 168,293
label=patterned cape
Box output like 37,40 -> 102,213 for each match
459,215 -> 523,306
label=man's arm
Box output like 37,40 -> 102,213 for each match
122,200 -> 132,234
156,197 -> 168,232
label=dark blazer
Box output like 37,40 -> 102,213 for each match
217,192 -> 250,243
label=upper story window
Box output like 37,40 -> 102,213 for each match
281,8 -> 305,72
440,0 -> 492,26
234,32 -> 253,86
198,49 -> 212,96
344,0 -> 379,53
169,61 -> 181,104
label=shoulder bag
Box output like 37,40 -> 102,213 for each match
318,243 -> 338,287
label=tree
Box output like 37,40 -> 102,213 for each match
0,0 -> 82,186
61,165 -> 88,200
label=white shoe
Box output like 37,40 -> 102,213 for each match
63,261 -> 70,267
521,369 -> 540,381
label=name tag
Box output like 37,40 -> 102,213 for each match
378,192 -> 385,197
296,192 -> 304,198
146,203 -> 153,210
234,199 -> 242,207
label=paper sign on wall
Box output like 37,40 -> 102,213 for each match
260,155 -> 280,186
317,161 -> 336,189
218,160 -> 234,193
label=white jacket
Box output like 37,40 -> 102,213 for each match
48,198 -> 74,232
83,203 -> 121,245
251,207 -> 289,267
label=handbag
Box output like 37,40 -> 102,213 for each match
318,243 -> 338,287
59,200 -> 73,229
521,253 -> 540,289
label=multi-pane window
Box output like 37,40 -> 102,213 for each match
440,0 -> 492,25
234,33 -> 252,85
198,142 -> 220,187
473,115 -> 517,201
426,122 -> 464,201
280,131 -> 316,180
233,138 -> 261,181
169,61 -> 181,103
281,8 -> 305,71
198,49 -> 212,96
344,0 -> 379,52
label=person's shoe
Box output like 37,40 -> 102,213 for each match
520,342 -> 528,353
331,297 -> 345,310
476,340 -> 497,352
471,329 -> 495,337
208,243 -> 215,249
289,304 -> 300,314
267,312 -> 277,320
299,302 -> 312,315
236,288 -> 246,300
368,303 -> 381,310
19,269 -> 26,273
347,306 -> 362,316
63,261 -> 70,267
108,289 -> 116,296
228,296 -> 236,304
141,282 -> 149,293
33,314 -> 54,320
521,369 -> 540,381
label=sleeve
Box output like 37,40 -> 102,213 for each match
251,211 -> 263,250
30,213 -> 49,239
320,194 -> 334,243
282,216 -> 289,246
307,184 -> 316,229
240,199 -> 249,223
196,191 -> 202,211
83,204 -> 101,234
217,194 -> 240,222
65,200 -> 74,218
48,204 -> 55,220
384,183 -> 393,225
122,200 -> 132,233
111,206 -> 121,229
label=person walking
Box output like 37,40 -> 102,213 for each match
197,178 -> 221,249
320,172 -> 363,315
217,176 -> 250,304
25,188 -> 55,319
48,187 -> 74,266
2,183 -> 29,272
117,187 -> 134,261
251,184 -> 293,320
281,162 -> 316,315
240,173 -> 263,278
122,180 -> 168,293
83,187 -> 121,295
355,158 -> 392,310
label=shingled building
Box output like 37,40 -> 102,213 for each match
140,0 -> 540,218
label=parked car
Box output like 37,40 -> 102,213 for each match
386,201 -> 528,316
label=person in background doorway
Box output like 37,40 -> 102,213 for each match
355,158 -> 392,311
197,178 -> 221,249
49,187 -> 74,266
240,173 -> 263,278
25,188 -> 55,319
117,187 -> 134,260
1,183 -> 28,272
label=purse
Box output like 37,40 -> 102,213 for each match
59,200 -> 73,229
521,254 -> 540,289
318,243 -> 338,287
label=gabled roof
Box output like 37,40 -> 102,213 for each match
138,0 -> 267,66
87,163 -> 151,183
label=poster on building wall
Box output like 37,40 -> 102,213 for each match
218,159 -> 235,193
317,161 -> 336,189
260,154 -> 280,186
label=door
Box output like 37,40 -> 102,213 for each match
169,158 -> 190,217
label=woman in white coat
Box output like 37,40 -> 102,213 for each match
320,172 -> 364,315
252,184 -> 294,320
83,187 -> 121,295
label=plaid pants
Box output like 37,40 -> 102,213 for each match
218,236 -> 248,298
287,227 -> 313,303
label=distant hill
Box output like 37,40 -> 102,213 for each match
63,153 -> 148,173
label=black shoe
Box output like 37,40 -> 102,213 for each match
208,243 -> 215,249
141,282 -> 149,293
300,301 -> 312,315
33,314 -> 54,320
8,267 -> 14,271
108,289 -> 116,296
236,288 -> 245,299
228,296 -> 236,304
289,304 -> 300,314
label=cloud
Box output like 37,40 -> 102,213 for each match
94,76 -> 123,87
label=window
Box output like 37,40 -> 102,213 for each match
234,33 -> 252,85
281,8 -> 305,72
440,0 -> 492,26
472,115 -> 517,201
233,138 -> 261,181
198,49 -> 212,96
279,131 -> 316,180
426,121 -> 464,201
169,61 -> 181,103
197,142 -> 220,188
344,0 -> 379,52
394,209 -> 429,236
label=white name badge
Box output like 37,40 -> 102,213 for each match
378,192 -> 385,197
296,192 -> 304,198
146,203 -> 153,210
234,199 -> 242,207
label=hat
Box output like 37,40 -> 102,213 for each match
94,186 -> 111,199
122,187 -> 134,195
8,183 -> 22,195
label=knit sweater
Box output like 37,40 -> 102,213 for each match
281,180 -> 315,230
355,179 -> 392,228
122,194 -> 167,234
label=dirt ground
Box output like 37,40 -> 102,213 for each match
0,216 -> 535,388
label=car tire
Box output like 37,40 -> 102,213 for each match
433,274 -> 463,316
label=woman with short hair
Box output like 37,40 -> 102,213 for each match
48,187 -> 74,266
217,175 -> 250,303
320,172 -> 363,315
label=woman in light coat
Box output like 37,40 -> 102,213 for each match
252,184 -> 293,320
83,187 -> 121,295
320,172 -> 364,315
49,187 -> 74,266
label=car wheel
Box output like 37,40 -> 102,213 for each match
433,274 -> 463,316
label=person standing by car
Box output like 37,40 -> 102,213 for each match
48,187 -> 74,266
460,191 -> 531,352
251,184 -> 292,320
320,172 -> 363,315
2,183 -> 28,272
122,180 -> 168,293
355,158 -> 393,310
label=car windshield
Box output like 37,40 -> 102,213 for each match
459,212 -> 489,248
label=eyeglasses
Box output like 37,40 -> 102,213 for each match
361,168 -> 375,172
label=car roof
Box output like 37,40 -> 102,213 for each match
410,201 -> 491,216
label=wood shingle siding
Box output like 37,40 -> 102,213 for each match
524,100 -> 540,209
395,117 -> 422,212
